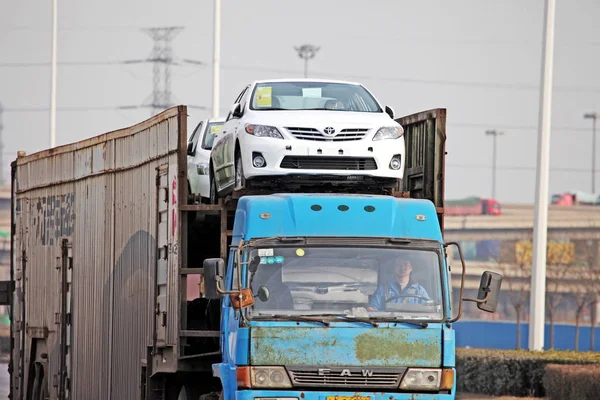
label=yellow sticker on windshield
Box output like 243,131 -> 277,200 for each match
210,125 -> 223,135
256,87 -> 272,107
296,248 -> 305,257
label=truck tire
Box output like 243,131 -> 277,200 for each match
177,384 -> 201,400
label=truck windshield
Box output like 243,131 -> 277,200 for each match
246,246 -> 444,321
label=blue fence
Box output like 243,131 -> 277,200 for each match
454,320 -> 600,351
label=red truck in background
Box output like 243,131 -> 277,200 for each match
551,191 -> 600,206
445,196 -> 501,216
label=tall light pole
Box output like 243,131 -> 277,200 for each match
212,0 -> 221,119
529,0 -> 556,352
294,44 -> 320,78
50,0 -> 58,148
584,112 -> 598,193
485,129 -> 504,198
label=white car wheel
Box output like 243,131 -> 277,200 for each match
235,155 -> 246,188
209,174 -> 218,204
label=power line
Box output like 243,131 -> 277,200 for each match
2,104 -> 206,112
5,60 -> 600,94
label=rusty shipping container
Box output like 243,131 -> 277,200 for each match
7,106 -> 219,399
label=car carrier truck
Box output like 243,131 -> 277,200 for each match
0,106 -> 502,400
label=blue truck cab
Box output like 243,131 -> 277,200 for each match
201,110 -> 502,400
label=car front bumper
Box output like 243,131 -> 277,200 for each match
238,134 -> 405,181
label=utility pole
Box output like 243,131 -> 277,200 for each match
529,0 -> 556,352
584,112 -> 598,193
141,27 -> 184,116
485,129 -> 504,198
50,0 -> 58,148
294,44 -> 320,78
212,0 -> 221,119
0,103 -> 4,185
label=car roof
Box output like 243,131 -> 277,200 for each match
251,77 -> 363,86
206,117 -> 226,123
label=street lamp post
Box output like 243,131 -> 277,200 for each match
529,0 -> 556,352
584,112 -> 598,193
485,129 -> 504,198
294,44 -> 320,78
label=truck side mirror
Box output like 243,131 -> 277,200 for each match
187,141 -> 195,156
248,255 -> 261,273
475,271 -> 503,313
203,258 -> 225,299
0,281 -> 12,306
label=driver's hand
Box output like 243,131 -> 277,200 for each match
352,307 -> 369,317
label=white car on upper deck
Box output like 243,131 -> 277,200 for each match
186,117 -> 225,202
209,78 -> 405,200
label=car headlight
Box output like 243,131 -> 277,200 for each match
196,163 -> 209,175
245,124 -> 283,139
372,126 -> 404,141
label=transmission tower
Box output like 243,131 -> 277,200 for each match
142,27 -> 184,116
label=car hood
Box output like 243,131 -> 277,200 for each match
245,110 -> 401,130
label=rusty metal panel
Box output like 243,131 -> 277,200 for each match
12,106 -> 187,399
396,108 -> 446,232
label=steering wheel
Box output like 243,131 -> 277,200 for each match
385,294 -> 432,304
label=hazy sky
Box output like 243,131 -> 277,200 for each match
1,0 -> 599,204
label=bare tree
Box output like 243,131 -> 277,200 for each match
546,264 -> 569,349
571,271 -> 593,351
499,242 -> 531,349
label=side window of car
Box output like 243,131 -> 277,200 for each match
238,85 -> 252,113
226,87 -> 248,121
190,122 -> 203,147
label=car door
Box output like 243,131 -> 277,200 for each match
213,86 -> 249,191
187,120 -> 204,194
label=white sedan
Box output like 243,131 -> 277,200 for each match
186,117 -> 225,203
209,79 -> 404,199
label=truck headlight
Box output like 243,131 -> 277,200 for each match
196,163 -> 209,175
399,368 -> 442,391
372,126 -> 403,141
245,124 -> 284,139
237,366 -> 293,389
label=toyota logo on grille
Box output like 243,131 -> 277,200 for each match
323,127 -> 336,135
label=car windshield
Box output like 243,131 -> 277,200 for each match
249,81 -> 383,113
202,122 -> 224,149
245,246 -> 444,321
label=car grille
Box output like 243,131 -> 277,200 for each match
287,366 -> 404,389
286,127 -> 369,141
280,156 -> 377,170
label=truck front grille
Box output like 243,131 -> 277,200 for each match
280,156 -> 377,170
287,366 -> 405,389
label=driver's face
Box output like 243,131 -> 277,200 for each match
394,259 -> 412,279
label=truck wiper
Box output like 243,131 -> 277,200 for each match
374,319 -> 428,328
254,314 -> 330,327
317,314 -> 379,327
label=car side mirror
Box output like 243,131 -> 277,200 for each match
203,258 -> 225,299
187,141 -> 195,156
385,105 -> 395,119
232,103 -> 243,119
0,280 -> 13,306
475,271 -> 503,313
